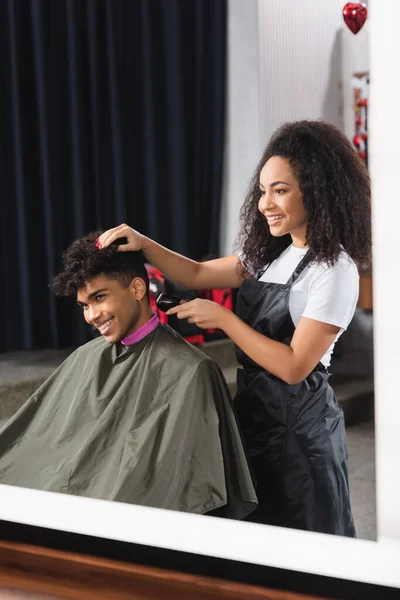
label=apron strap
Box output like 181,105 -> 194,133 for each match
285,249 -> 312,286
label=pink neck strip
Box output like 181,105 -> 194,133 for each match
120,313 -> 159,346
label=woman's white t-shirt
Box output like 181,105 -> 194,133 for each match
241,245 -> 359,367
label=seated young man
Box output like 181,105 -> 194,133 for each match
0,232 -> 257,519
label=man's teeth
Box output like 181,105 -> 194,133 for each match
99,318 -> 113,332
267,215 -> 284,223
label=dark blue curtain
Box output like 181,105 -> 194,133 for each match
1,0 -> 227,352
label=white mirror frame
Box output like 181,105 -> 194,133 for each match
1,0 -> 399,591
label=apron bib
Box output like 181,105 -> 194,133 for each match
234,253 -> 356,536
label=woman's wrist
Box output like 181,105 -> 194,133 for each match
141,235 -> 153,255
218,306 -> 237,332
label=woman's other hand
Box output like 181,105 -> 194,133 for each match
167,298 -> 232,331
97,224 -> 146,252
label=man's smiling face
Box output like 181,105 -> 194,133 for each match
77,274 -> 143,343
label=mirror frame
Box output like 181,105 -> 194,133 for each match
1,0 -> 399,597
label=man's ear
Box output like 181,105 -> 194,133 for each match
129,277 -> 147,302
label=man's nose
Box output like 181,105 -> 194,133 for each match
86,306 -> 101,325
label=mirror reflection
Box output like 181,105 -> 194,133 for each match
1,0 -> 375,541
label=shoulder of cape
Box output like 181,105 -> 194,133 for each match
30,336 -> 107,395
155,324 -> 218,371
64,335 -> 107,362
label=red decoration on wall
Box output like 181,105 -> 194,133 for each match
343,3 -> 368,35
352,72 -> 368,166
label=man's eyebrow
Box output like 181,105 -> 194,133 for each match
77,288 -> 109,305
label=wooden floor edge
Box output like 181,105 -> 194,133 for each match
0,539 -> 330,600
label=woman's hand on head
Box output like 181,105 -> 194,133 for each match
97,224 -> 146,252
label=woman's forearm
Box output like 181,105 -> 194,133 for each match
142,237 -> 201,289
218,310 -> 338,385
142,238 -> 243,290
98,225 -> 243,290
219,311 -> 297,383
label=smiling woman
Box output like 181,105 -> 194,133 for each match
258,157 -> 307,248
98,119 -> 371,537
239,120 -> 371,274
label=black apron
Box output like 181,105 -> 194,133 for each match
234,252 -> 356,537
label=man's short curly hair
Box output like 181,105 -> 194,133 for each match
237,120 -> 372,276
51,231 -> 149,297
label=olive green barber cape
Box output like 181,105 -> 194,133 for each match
0,325 -> 257,519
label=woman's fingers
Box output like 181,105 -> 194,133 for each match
97,224 -> 126,247
97,224 -> 143,251
174,308 -> 192,320
167,303 -> 192,319
166,298 -> 225,331
166,299 -> 224,330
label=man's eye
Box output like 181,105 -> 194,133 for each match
95,295 -> 104,301
259,190 -> 265,196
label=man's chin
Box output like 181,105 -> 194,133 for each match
102,333 -> 120,344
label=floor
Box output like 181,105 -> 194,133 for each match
346,421 -> 376,540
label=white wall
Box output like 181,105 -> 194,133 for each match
341,21 -> 369,140
219,0 -> 262,257
258,0 -> 369,143
258,0 -> 346,141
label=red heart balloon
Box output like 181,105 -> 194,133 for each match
342,3 -> 368,35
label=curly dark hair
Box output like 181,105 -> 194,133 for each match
51,231 -> 149,297
237,120 -> 371,276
